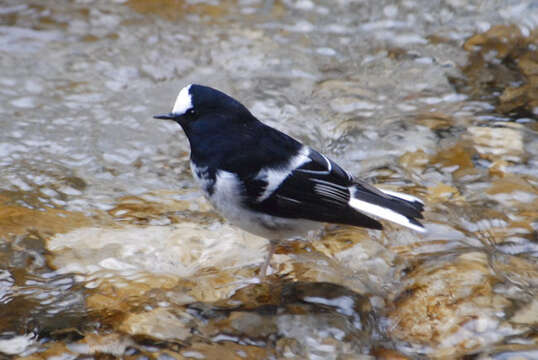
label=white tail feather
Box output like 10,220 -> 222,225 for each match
378,188 -> 424,204
348,197 -> 426,233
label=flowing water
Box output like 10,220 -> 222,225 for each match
1,0 -> 537,359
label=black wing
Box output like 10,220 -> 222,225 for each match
246,147 -> 384,229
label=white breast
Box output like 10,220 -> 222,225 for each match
191,163 -> 321,240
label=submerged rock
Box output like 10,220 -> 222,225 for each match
467,124 -> 526,162
48,224 -> 266,279
457,25 -> 538,118
119,307 -> 193,341
387,251 -> 521,357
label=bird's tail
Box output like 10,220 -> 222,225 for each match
349,185 -> 426,233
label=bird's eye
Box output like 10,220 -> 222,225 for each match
186,108 -> 196,116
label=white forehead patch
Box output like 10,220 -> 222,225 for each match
172,84 -> 193,115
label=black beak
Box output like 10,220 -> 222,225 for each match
153,113 -> 176,120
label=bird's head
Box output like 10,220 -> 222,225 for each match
154,84 -> 253,131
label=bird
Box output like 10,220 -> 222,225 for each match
154,84 -> 425,277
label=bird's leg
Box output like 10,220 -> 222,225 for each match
259,239 -> 278,278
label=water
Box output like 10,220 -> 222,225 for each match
0,0 -> 537,358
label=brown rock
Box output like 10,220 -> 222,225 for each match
427,183 -> 463,202
430,141 -> 475,176
119,308 -> 193,341
0,204 -> 91,237
468,125 -> 525,162
459,25 -> 538,116
180,342 -> 272,360
510,299 -> 538,325
463,25 -> 525,58
388,252 -> 515,357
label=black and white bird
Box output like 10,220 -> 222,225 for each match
154,84 -> 425,276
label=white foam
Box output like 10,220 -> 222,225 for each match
172,84 -> 193,115
0,334 -> 35,355
304,296 -> 355,316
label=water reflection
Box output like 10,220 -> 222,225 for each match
0,0 -> 537,358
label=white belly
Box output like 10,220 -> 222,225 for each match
191,163 -> 321,240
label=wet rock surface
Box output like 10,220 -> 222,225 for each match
1,0 -> 537,359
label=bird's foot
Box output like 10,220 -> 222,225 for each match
258,239 -> 278,280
